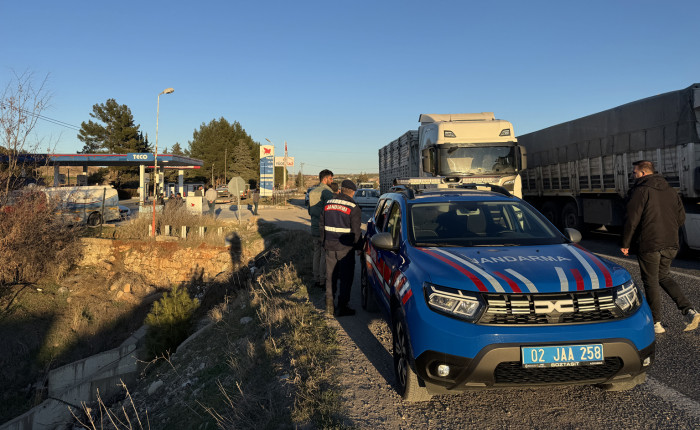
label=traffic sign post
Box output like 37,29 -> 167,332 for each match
228,176 -> 246,223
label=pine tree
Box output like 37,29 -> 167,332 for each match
77,99 -> 150,154
187,118 -> 259,184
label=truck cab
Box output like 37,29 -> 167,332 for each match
418,113 -> 527,196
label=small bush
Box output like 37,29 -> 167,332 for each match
145,285 -> 200,359
0,188 -> 83,287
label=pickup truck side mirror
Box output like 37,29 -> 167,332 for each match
564,228 -> 582,243
371,232 -> 398,251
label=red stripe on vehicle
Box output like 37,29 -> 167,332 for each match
401,289 -> 413,305
571,268 -> 584,291
574,245 -> 613,288
493,271 -> 521,293
382,262 -> 391,283
417,248 -> 488,292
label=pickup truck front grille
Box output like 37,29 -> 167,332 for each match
494,357 -> 622,384
479,290 -> 618,325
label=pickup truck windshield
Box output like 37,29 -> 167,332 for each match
410,200 -> 565,247
438,146 -> 515,176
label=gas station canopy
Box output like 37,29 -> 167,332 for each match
45,153 -> 203,167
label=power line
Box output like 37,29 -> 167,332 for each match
21,108 -> 81,131
1,103 -> 82,131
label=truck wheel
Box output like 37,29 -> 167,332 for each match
598,372 -> 646,392
87,212 -> 103,227
540,201 -> 560,228
561,202 -> 582,231
360,262 -> 378,312
392,309 -> 432,402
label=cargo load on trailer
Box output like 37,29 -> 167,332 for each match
518,83 -> 700,250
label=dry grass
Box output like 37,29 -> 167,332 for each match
0,189 -> 83,287
114,206 -> 243,247
201,230 -> 344,428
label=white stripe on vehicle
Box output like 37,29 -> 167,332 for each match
555,267 -> 569,292
434,248 -> 505,293
324,226 -> 351,233
397,275 -> 411,297
567,246 -> 600,289
504,269 -> 538,293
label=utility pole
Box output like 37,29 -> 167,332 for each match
283,141 -> 288,190
211,163 -> 214,186
224,148 -> 227,184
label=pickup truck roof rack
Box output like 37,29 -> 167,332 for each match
389,185 -> 415,199
389,183 -> 513,200
455,183 -> 512,197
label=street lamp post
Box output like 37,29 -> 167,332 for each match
152,87 -> 174,237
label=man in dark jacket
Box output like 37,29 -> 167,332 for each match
320,179 -> 362,316
621,160 -> 699,333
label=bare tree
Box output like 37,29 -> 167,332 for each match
0,70 -> 52,202
0,71 -> 81,292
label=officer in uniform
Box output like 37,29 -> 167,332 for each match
320,179 -> 362,316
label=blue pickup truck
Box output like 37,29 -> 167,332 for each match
361,185 -> 655,401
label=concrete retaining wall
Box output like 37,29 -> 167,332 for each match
1,326 -> 147,430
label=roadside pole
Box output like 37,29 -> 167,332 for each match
99,187 -> 106,237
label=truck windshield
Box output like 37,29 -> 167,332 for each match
438,146 -> 515,176
409,200 -> 565,247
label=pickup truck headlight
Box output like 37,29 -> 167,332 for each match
614,279 -> 642,315
425,283 -> 484,322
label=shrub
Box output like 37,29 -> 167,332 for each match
0,188 -> 83,287
145,285 -> 200,358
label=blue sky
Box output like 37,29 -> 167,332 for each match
2,0 -> 699,175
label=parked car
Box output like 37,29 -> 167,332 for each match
118,205 -> 131,220
354,188 -> 380,210
361,185 -> 655,401
216,186 -> 230,199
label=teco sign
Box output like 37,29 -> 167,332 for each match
127,153 -> 155,162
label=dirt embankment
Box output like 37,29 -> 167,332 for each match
0,230 -> 263,425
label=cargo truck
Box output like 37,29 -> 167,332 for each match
518,83 -> 700,250
379,113 -> 527,196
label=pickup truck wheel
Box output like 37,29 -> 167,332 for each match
392,310 -> 432,402
597,372 -> 646,392
87,212 -> 103,227
360,262 -> 378,312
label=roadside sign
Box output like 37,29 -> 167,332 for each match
274,157 -> 295,167
260,145 -> 274,197
228,176 -> 246,197
127,153 -> 155,162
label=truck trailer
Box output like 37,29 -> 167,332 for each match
379,113 -> 527,196
518,83 -> 700,250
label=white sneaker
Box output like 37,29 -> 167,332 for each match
654,322 -> 666,334
683,310 -> 700,332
